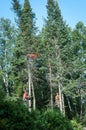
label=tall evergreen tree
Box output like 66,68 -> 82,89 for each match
12,0 -> 39,111
41,0 -> 71,113
20,0 -> 37,53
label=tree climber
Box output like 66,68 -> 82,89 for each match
23,90 -> 30,107
23,90 -> 29,101
55,92 -> 60,108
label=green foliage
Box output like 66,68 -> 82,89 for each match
82,108 -> 86,126
11,0 -> 38,97
0,86 -> 5,103
41,109 -> 73,130
0,100 -> 34,130
63,21 -> 86,119
0,100 -> 74,130
70,119 -> 83,130
0,18 -> 16,95
12,0 -> 21,17
0,0 -> 86,126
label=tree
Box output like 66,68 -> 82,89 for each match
61,21 -> 86,119
41,0 -> 70,114
0,18 -> 16,96
12,0 -> 38,110
67,21 -> 86,119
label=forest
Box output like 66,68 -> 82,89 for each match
0,0 -> 86,129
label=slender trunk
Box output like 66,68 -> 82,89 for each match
62,92 -> 65,116
54,40 -> 63,113
27,59 -> 31,112
29,69 -> 31,111
58,82 -> 65,115
58,82 -> 62,113
49,62 -> 53,109
4,49 -> 9,96
67,97 -> 72,112
32,81 -> 36,110
80,94 -> 83,119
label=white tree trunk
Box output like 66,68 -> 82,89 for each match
49,62 -> 53,109
32,81 -> 36,110
58,82 -> 65,116
58,82 -> 62,113
28,68 -> 31,111
27,58 -> 32,112
62,92 -> 65,116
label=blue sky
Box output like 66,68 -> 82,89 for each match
0,0 -> 86,30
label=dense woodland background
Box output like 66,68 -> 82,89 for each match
0,0 -> 86,129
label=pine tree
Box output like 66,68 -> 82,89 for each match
20,0 -> 38,111
42,0 -> 71,114
20,0 -> 37,53
12,0 -> 38,110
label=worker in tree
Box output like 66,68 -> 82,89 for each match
55,92 -> 60,108
23,90 -> 29,101
23,90 -> 31,107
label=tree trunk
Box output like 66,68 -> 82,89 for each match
58,82 -> 62,112
67,97 -> 72,112
27,59 -> 31,112
62,91 -> 65,116
58,82 -> 65,116
3,73 -> 9,96
4,49 -> 9,96
49,62 -> 53,109
32,81 -> 36,110
80,92 -> 83,119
